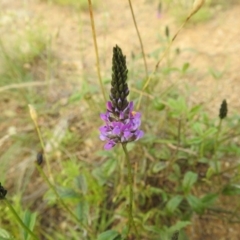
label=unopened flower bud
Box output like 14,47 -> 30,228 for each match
0,183 -> 7,199
28,104 -> 38,122
188,0 -> 205,18
165,26 -> 170,38
219,99 -> 227,119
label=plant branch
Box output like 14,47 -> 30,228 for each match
4,198 -> 39,240
137,0 -> 205,110
87,0 -> 106,102
128,0 -> 148,78
121,143 -> 139,239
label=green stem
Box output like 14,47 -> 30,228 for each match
87,0 -> 106,102
214,119 -> 222,174
128,0 -> 148,78
4,198 -> 39,240
35,164 -> 94,236
121,143 -> 139,239
136,13 -> 194,110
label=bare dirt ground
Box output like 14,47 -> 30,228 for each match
1,0 -> 240,239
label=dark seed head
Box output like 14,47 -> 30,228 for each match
36,151 -> 44,165
165,25 -> 169,38
110,45 -> 129,112
219,99 -> 227,119
0,183 -> 7,199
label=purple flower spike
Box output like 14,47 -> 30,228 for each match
99,102 -> 144,150
99,45 -> 144,150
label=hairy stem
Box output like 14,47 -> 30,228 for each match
121,143 -> 139,239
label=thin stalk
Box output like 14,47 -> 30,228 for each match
128,0 -> 148,78
35,164 -> 94,236
136,5 -> 203,110
214,119 -> 222,176
121,143 -> 139,239
30,109 -> 52,180
87,0 -> 106,102
4,198 -> 39,240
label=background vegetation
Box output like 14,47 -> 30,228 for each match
0,0 -> 240,239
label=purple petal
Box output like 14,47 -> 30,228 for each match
106,101 -> 113,111
104,140 -> 116,150
135,130 -> 144,140
100,134 -> 107,141
128,101 -> 134,112
100,113 -> 108,121
99,125 -> 109,132
122,130 -> 133,141
112,125 -> 121,135
119,111 -> 124,120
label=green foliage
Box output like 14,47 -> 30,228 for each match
0,228 -> 13,240
1,1 -> 240,240
97,230 -> 122,240
23,210 -> 37,240
0,19 -> 48,83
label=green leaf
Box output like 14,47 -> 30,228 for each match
92,159 -> 117,186
182,62 -> 190,74
76,201 -> 89,223
222,184 -> 240,196
166,195 -> 183,214
186,137 -> 202,145
201,193 -> 218,207
68,92 -> 84,103
0,228 -> 12,240
188,104 -> 202,120
168,221 -> 191,233
23,210 -> 37,240
186,195 -> 204,214
202,127 -> 217,138
206,167 -> 214,179
153,99 -> 165,111
57,187 -> 80,199
152,161 -> 167,173
192,122 -> 203,135
102,158 -> 117,176
97,230 -> 121,240
209,67 -> 224,79
182,171 -> 198,194
75,174 -> 88,194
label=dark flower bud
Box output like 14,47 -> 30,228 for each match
165,26 -> 170,38
36,151 -> 44,165
0,183 -> 7,199
219,99 -> 227,119
110,45 -> 129,113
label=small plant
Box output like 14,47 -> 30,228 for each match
1,0 -> 240,239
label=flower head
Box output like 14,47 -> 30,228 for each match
99,45 -> 143,150
0,182 -> 7,199
219,99 -> 227,119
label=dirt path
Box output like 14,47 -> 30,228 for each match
2,1 -> 239,110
